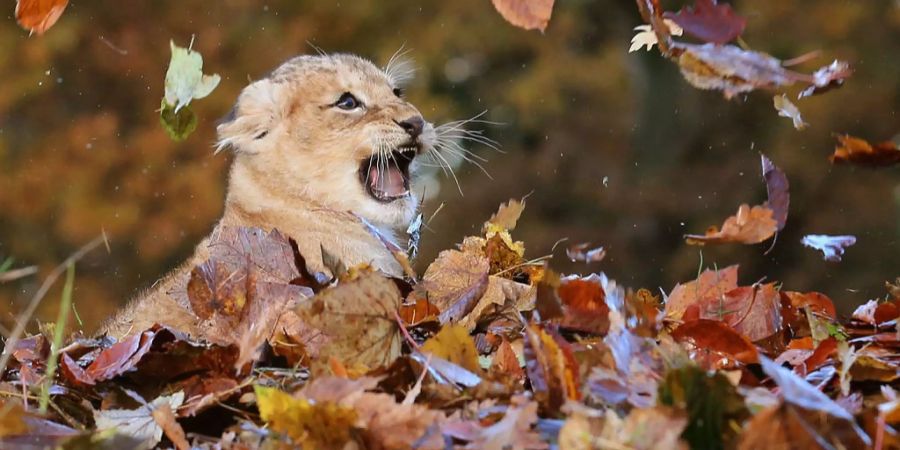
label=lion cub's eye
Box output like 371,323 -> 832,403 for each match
334,92 -> 362,110
392,87 -> 403,98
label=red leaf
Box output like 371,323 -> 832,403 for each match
663,0 -> 746,44
671,319 -> 759,365
83,330 -> 156,382
15,0 -> 69,35
831,134 -> 900,167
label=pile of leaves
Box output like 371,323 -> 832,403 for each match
2,186 -> 900,449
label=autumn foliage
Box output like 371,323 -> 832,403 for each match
3,0 -> 900,449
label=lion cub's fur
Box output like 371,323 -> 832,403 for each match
100,54 -> 433,339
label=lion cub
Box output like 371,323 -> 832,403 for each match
101,53 -> 434,339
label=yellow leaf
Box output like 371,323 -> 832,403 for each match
422,324 -> 481,373
0,401 -> 28,438
254,385 -> 357,448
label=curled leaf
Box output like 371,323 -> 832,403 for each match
15,0 -> 69,35
685,204 -> 777,245
830,134 -> 900,167
663,0 -> 746,44
491,0 -> 555,32
773,94 -> 808,130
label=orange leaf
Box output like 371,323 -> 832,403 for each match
665,265 -> 739,320
15,0 -> 69,35
491,0 -> 555,32
398,296 -> 441,326
556,277 -> 609,335
831,134 -> 900,167
685,204 -> 777,245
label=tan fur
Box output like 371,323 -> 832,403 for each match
100,54 -> 434,340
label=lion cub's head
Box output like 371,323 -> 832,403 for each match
216,53 -> 433,230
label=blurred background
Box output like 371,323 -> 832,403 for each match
1,0 -> 899,334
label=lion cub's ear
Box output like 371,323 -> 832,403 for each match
215,78 -> 284,154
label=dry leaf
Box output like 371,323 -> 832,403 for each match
93,391 -> 185,450
799,60 -> 853,98
685,204 -> 777,245
524,324 -> 580,413
830,134 -> 900,167
565,242 -> 607,263
491,0 -> 555,32
15,0 -> 69,35
486,197 -> 526,231
663,0 -> 747,44
630,20 -> 683,53
761,154 -> 790,231
151,404 -> 189,450
296,268 -> 402,371
665,265 -> 739,320
422,249 -> 490,324
672,43 -> 799,99
692,283 -> 783,342
801,234 -> 856,262
254,385 -> 357,448
556,276 -> 610,335
421,325 -> 481,374
671,319 -> 759,365
773,94 -> 808,130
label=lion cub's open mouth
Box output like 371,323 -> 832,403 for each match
359,147 -> 416,202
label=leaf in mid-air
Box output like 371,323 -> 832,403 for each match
15,0 -> 69,35
491,0 -> 555,32
160,40 -> 220,141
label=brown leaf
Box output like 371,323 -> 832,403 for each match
761,154 -> 790,231
694,283 -> 783,342
524,324 -> 580,413
672,43 -> 800,99
671,319 -> 759,365
665,265 -> 739,320
0,401 -> 28,438
15,0 -> 68,35
151,404 -> 189,450
444,396 -> 548,449
663,0 -> 746,44
830,134 -> 900,167
685,204 -> 777,245
491,0 -> 555,32
486,197 -> 526,231
422,249 -> 490,324
491,339 -> 525,380
296,268 -> 402,371
82,329 -> 157,383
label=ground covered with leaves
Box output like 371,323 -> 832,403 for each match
4,0 -> 900,449
2,192 -> 900,449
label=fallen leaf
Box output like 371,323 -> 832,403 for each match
81,329 -> 157,384
254,385 -> 356,448
685,204 -> 777,245
671,319 -> 759,365
422,249 -> 490,324
150,404 -> 188,450
15,0 -> 69,35
663,0 -> 747,44
398,296 -> 441,326
773,94 -> 808,130
659,365 -> 749,449
524,324 -> 580,413
694,284 -> 783,342
0,401 -> 28,437
296,268 -> 402,371
665,265 -> 739,320
830,134 -> 900,167
760,154 -> 790,232
801,234 -> 856,262
565,242 -> 607,263
93,391 -> 185,450
421,325 -> 481,374
491,339 -> 525,380
629,20 -> 683,53
556,276 -> 610,335
446,396 -> 548,449
491,0 -> 555,32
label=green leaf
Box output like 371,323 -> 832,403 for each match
164,40 -> 220,112
159,100 -> 198,141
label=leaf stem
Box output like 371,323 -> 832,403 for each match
39,263 -> 75,414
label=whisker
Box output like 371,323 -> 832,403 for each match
435,143 -> 493,180
429,149 -> 464,196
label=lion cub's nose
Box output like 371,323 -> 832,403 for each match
397,116 -> 425,139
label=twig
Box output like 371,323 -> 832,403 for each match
0,235 -> 105,377
0,266 -> 38,283
394,310 -> 420,350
